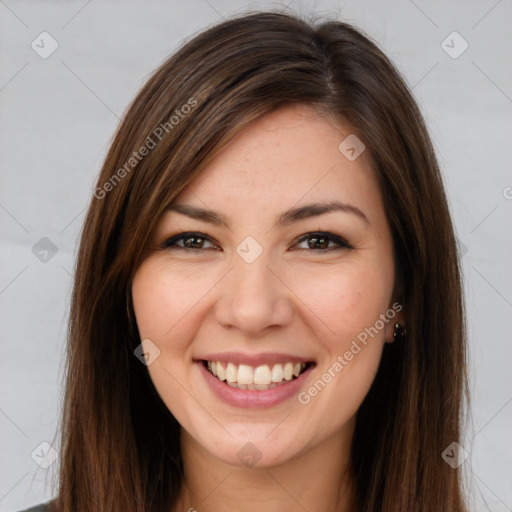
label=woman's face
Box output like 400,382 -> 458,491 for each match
132,104 -> 401,468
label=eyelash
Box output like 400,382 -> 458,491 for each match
159,231 -> 353,252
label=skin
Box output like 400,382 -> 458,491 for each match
131,104 -> 404,512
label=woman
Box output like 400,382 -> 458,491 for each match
23,10 -> 469,512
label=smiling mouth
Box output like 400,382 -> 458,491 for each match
202,360 -> 312,390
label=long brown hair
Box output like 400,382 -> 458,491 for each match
52,11 -> 468,512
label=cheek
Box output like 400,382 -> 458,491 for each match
131,260 -> 218,343
291,260 -> 393,349
131,262 -> 213,424
290,260 -> 394,431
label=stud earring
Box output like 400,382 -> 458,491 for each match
393,322 -> 406,341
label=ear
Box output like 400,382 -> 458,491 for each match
384,303 -> 406,344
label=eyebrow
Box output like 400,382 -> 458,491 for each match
167,200 -> 370,227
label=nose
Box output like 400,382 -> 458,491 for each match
214,255 -> 294,336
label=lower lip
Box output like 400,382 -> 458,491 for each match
197,361 -> 313,409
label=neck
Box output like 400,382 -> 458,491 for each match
174,428 -> 355,512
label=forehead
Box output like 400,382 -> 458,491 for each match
175,104 -> 382,219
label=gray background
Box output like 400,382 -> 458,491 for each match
1,0 -> 511,511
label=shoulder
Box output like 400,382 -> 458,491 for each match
17,501 -> 53,512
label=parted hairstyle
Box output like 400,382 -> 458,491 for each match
50,10 -> 469,512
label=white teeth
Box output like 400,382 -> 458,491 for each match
216,361 -> 226,381
237,364 -> 254,385
206,360 -> 307,388
283,362 -> 293,381
271,364 -> 283,382
253,365 -> 271,385
226,362 -> 237,383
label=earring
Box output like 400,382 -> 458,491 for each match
393,322 -> 406,341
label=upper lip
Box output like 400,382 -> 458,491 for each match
195,352 -> 315,366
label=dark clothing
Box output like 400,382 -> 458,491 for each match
18,502 -> 52,512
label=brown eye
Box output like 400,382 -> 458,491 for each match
295,232 -> 352,251
307,235 -> 330,249
161,232 -> 218,250
183,236 -> 205,248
